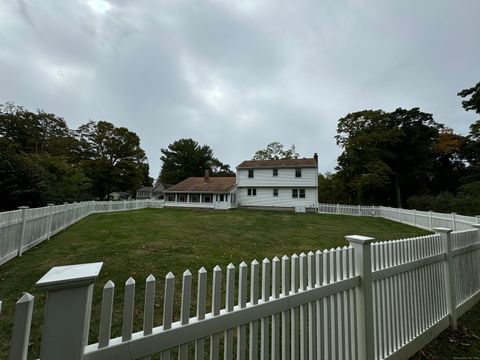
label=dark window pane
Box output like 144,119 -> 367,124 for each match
248,169 -> 254,178
295,169 -> 302,177
292,189 -> 298,198
299,189 -> 305,198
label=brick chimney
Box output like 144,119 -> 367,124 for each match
314,153 -> 318,163
204,170 -> 210,183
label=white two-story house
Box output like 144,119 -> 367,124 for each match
236,154 -> 319,211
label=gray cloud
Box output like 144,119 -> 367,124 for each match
1,0 -> 480,178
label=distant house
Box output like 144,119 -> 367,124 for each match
164,171 -> 236,210
236,154 -> 318,211
136,183 -> 169,200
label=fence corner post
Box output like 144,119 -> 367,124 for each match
434,227 -> 457,330
451,212 -> 457,231
17,206 -> 29,257
346,234 -> 375,360
36,262 -> 103,360
47,203 -> 55,240
429,210 -> 433,230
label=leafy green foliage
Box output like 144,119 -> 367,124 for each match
76,121 -> 149,200
335,108 -> 444,206
159,138 -> 233,184
252,141 -> 299,160
0,103 -> 151,208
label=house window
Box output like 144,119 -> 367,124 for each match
295,168 -> 302,178
190,194 -> 199,203
220,194 -> 224,201
273,169 -> 278,176
203,194 -> 213,203
178,194 -> 187,202
273,188 -> 278,197
248,188 -> 257,196
248,169 -> 254,178
166,193 -> 175,202
292,189 -> 305,198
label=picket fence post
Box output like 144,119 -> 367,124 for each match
413,209 -> 417,227
434,228 -> 457,329
36,262 -> 103,360
9,293 -> 34,360
429,211 -> 433,230
62,202 -> 68,230
346,235 -> 375,360
451,213 -> 457,231
47,203 -> 55,240
17,206 -> 29,257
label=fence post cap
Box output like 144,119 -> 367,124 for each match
433,227 -> 453,234
18,206 -> 29,210
36,262 -> 103,290
345,235 -> 375,244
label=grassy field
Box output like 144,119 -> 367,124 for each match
0,208 -> 430,358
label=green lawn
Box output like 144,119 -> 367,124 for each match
0,208 -> 430,359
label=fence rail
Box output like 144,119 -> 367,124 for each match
317,203 -> 480,231
0,200 -> 163,266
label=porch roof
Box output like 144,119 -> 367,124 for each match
165,177 -> 236,193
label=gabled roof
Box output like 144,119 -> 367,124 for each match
237,158 -> 317,169
137,187 -> 153,192
165,177 -> 236,193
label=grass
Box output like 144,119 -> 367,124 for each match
0,208 -> 430,359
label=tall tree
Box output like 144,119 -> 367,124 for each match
252,142 -> 299,160
159,138 -> 233,184
76,121 -> 148,199
459,81 -> 480,184
335,108 -> 443,206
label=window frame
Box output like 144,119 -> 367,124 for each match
292,189 -> 298,198
273,168 -> 278,177
299,189 -> 305,198
248,169 -> 254,178
273,188 -> 278,197
295,168 -> 302,178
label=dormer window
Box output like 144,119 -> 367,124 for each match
273,169 -> 278,176
295,168 -> 302,178
248,169 -> 254,178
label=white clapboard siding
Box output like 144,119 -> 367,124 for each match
237,187 -> 317,208
237,168 -> 318,188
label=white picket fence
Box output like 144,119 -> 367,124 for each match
2,200 -> 479,267
318,203 -> 480,231
0,200 -> 164,266
4,225 -> 480,360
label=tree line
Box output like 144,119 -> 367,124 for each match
319,81 -> 480,215
0,103 -> 151,211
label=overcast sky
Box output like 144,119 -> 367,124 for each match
1,0 -> 480,178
